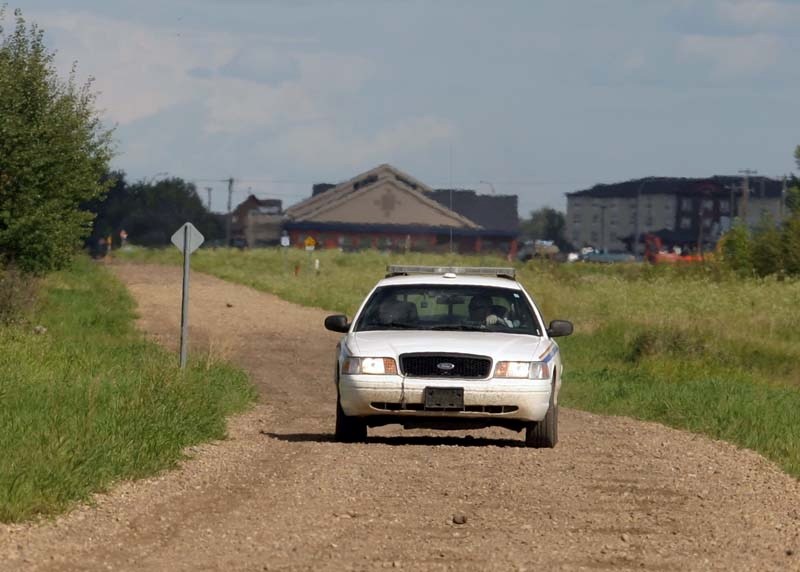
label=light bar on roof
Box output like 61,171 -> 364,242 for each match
385,265 -> 516,279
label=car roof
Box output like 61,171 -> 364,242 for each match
376,274 -> 524,290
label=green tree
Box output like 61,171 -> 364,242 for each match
789,144 -> 800,216
751,213 -> 783,277
784,146 -> 800,274
85,174 -> 224,249
519,207 -> 569,250
783,215 -> 800,276
788,181 -> 800,216
719,221 -> 753,276
0,9 -> 113,273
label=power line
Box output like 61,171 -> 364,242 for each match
191,176 -> 599,186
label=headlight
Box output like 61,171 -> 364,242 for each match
494,361 -> 530,378
495,361 -> 550,380
342,357 -> 398,375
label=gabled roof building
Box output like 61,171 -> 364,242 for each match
283,164 -> 519,254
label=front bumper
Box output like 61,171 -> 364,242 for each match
339,374 -> 552,422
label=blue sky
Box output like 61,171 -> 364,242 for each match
13,0 -> 800,215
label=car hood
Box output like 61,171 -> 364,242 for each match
346,330 -> 549,362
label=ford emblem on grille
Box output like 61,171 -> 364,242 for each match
437,362 -> 456,371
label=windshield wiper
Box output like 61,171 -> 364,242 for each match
429,324 -> 485,332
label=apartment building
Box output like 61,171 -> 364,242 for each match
566,176 -> 786,252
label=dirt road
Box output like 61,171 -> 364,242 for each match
3,263 -> 800,571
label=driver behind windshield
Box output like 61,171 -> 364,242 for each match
468,294 -> 512,326
356,286 -> 538,334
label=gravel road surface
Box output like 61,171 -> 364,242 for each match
2,263 -> 799,571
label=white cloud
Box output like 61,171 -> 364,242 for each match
203,78 -> 320,134
715,0 -> 800,28
295,53 -> 376,94
218,47 -> 298,82
29,11 -> 375,133
31,11 -> 236,124
677,33 -> 780,78
278,116 -> 455,170
621,50 -> 646,73
27,10 -> 455,173
26,12 -> 361,130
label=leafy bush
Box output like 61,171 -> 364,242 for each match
0,9 -> 113,274
0,264 -> 38,325
626,326 -> 707,363
719,222 -> 753,276
751,213 -> 784,277
783,215 -> 800,276
787,184 -> 800,216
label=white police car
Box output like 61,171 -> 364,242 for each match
324,266 -> 572,447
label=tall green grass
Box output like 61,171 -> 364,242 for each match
0,257 -> 256,522
119,247 -> 511,315
119,247 -> 800,475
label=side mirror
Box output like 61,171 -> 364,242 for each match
324,314 -> 350,333
546,319 -> 573,338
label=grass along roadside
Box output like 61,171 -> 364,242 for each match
118,247 -> 800,477
0,257 -> 256,523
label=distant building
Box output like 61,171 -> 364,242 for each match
566,176 -> 787,253
427,189 -> 519,254
283,164 -> 519,254
231,195 -> 283,247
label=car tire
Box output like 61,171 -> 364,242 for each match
524,378 -> 558,448
335,396 -> 367,443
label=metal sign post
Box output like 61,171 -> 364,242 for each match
280,232 -> 290,272
170,222 -> 205,369
304,236 -> 316,271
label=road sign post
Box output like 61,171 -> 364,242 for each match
281,233 -> 290,272
304,236 -> 316,271
171,222 -> 205,369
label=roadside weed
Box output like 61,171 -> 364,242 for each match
0,258 -> 255,522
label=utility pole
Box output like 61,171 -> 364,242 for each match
696,188 -> 710,259
448,145 -> 454,254
728,183 -> 736,219
226,177 -> 234,247
738,169 -> 757,226
598,205 -> 608,253
205,187 -> 212,211
697,216 -> 704,259
634,177 -> 652,257
781,175 -> 787,222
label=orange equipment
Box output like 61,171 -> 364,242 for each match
642,234 -> 704,265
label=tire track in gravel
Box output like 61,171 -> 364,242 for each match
2,262 -> 799,571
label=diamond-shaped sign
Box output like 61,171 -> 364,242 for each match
171,222 -> 205,254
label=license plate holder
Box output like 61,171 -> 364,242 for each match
424,387 -> 464,411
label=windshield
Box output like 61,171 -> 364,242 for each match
354,285 -> 541,335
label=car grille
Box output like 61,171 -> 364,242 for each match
400,354 -> 492,379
